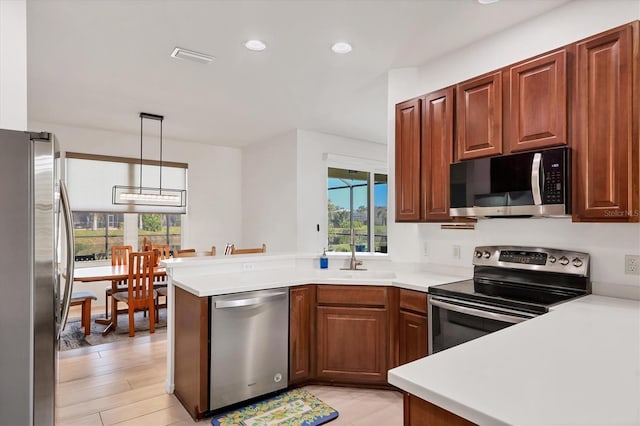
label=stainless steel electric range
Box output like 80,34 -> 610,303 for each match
428,245 -> 590,354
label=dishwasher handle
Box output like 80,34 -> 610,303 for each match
214,291 -> 288,309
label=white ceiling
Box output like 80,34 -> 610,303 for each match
27,0 -> 571,147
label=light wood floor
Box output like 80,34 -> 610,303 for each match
57,308 -> 403,426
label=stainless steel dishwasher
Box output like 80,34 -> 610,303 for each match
210,288 -> 289,411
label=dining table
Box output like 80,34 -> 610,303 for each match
72,264 -> 166,336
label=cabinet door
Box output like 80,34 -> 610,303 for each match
316,306 -> 387,383
509,49 -> 568,152
423,87 -> 454,221
399,310 -> 428,365
573,22 -> 639,222
289,286 -> 312,384
395,98 -> 423,222
456,71 -> 503,160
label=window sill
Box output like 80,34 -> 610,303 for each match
326,252 -> 389,258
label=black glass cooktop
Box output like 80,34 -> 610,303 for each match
429,278 -> 586,315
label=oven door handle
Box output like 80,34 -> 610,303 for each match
429,297 -> 533,324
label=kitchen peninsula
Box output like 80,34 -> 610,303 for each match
162,253 -> 468,419
162,254 -> 640,425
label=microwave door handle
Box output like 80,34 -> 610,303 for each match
531,153 -> 543,205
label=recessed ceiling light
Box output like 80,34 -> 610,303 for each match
331,42 -> 352,54
477,0 -> 500,4
244,40 -> 266,51
170,47 -> 215,64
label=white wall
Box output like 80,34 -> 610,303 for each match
0,0 -> 27,130
242,130 -> 298,253
242,129 -> 387,255
296,129 -> 387,254
29,121 -> 243,253
387,0 -> 640,299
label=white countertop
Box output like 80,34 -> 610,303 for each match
171,267 -> 468,297
388,295 -> 640,426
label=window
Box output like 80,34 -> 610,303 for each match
73,212 -> 182,259
64,152 -> 188,261
327,167 -> 387,253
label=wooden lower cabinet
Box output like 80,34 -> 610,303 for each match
398,289 -> 428,365
173,286 -> 210,420
316,306 -> 388,384
289,285 -> 313,384
399,310 -> 428,365
404,394 -> 476,426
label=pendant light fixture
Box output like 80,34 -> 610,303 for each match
112,113 -> 187,207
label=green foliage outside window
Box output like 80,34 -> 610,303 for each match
142,214 -> 162,232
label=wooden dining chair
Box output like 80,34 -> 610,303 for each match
104,245 -> 133,318
175,248 -> 196,257
230,243 -> 266,255
149,244 -> 171,321
174,246 -> 216,258
152,244 -> 171,263
112,251 -> 156,337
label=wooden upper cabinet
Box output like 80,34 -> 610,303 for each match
395,98 -> 422,221
509,49 -> 568,153
422,87 -> 454,221
456,71 -> 503,160
573,22 -> 639,222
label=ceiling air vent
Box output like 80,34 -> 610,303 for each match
170,47 -> 215,64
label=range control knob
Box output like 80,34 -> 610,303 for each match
549,256 -> 557,264
572,257 -> 583,267
475,250 -> 483,258
483,251 -> 491,259
559,256 -> 569,266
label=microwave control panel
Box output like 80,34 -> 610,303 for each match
541,149 -> 567,205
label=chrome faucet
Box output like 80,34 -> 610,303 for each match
342,229 -> 366,271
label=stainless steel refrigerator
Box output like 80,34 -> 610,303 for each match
0,129 -> 75,425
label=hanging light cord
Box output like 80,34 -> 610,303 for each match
139,115 -> 143,194
159,117 -> 163,194
138,112 -> 165,194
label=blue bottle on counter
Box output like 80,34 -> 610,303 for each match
320,248 -> 328,269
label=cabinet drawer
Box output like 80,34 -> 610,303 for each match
399,289 -> 427,314
316,285 -> 387,307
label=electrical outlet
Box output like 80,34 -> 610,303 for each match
242,262 -> 256,272
453,245 -> 461,259
423,242 -> 428,256
624,255 -> 640,275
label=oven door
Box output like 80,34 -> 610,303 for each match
428,295 -> 537,354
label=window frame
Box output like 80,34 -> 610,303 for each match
326,155 -> 388,254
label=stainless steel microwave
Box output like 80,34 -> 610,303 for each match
450,147 -> 570,218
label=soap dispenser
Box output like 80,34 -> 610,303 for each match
320,248 -> 328,269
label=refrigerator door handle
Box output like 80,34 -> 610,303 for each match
57,180 -> 75,339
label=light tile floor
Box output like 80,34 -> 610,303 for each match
57,311 -> 403,425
